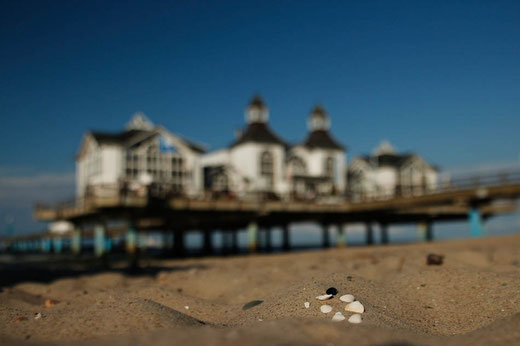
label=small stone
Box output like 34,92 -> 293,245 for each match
34,312 -> 42,320
45,299 -> 60,308
339,294 -> 355,303
326,287 -> 338,296
348,313 -> 362,324
345,301 -> 364,313
184,305 -> 189,310
242,300 -> 263,310
14,316 -> 27,322
304,302 -> 310,309
320,305 -> 333,314
332,311 -> 346,322
427,253 -> 444,265
316,294 -> 333,301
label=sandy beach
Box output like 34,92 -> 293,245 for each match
1,233 -> 520,345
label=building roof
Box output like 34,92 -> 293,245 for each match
302,130 -> 345,151
230,122 -> 286,148
89,129 -> 207,153
356,152 -> 435,169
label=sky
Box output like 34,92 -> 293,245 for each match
0,0 -> 519,235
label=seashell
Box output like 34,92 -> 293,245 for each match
320,304 -> 333,313
315,294 -> 333,301
304,302 -> 310,309
34,312 -> 42,320
339,294 -> 355,303
345,301 -> 364,313
348,313 -> 362,324
331,311 -> 345,322
184,305 -> 189,310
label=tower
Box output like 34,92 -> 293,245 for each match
245,95 -> 269,124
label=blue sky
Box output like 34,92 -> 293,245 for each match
1,0 -> 519,235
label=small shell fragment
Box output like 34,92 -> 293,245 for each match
320,305 -> 333,313
304,302 -> 310,309
45,299 -> 60,308
339,294 -> 355,303
34,312 -> 42,320
184,306 -> 189,310
332,311 -> 346,322
315,294 -> 333,301
345,301 -> 364,313
348,313 -> 362,324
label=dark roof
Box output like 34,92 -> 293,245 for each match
249,95 -> 266,108
90,129 -> 207,153
230,122 -> 286,148
90,129 -> 153,145
302,130 -> 345,151
310,105 -> 327,119
357,153 -> 416,168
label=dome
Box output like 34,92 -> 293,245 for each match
245,95 -> 269,124
308,105 -> 330,131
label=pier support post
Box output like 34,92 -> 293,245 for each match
71,228 -> 82,255
231,230 -> 238,254
41,238 -> 51,253
247,222 -> 259,253
52,237 -> 63,254
418,221 -> 434,242
174,230 -> 185,258
203,230 -> 213,255
469,207 -> 485,237
265,228 -> 272,252
94,224 -> 106,258
126,225 -> 139,270
282,224 -> 290,251
322,224 -> 330,248
380,223 -> 389,245
366,223 -> 374,245
337,224 -> 347,247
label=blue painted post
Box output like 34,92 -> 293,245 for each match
94,225 -> 106,258
126,227 -> 138,255
336,224 -> 346,247
53,238 -> 63,253
469,207 -> 485,237
41,238 -> 51,253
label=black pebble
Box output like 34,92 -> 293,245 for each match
326,287 -> 338,295
242,300 -> 264,310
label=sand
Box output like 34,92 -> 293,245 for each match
1,233 -> 520,345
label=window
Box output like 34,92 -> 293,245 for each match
260,151 -> 274,188
290,156 -> 306,176
324,156 -> 334,177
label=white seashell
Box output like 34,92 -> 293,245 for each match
315,294 -> 333,301
304,302 -> 310,309
339,294 -> 355,303
34,312 -> 42,320
345,301 -> 364,313
320,304 -> 333,313
331,312 -> 345,322
348,313 -> 362,324
184,305 -> 189,310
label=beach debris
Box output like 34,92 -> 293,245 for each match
184,306 -> 189,310
320,305 -> 333,314
304,302 -> 310,309
345,301 -> 364,313
339,294 -> 355,303
242,300 -> 264,310
347,276 -> 354,281
316,294 -> 333,301
45,299 -> 60,308
34,312 -> 42,320
427,253 -> 444,265
332,312 -> 346,322
326,287 -> 338,296
348,314 -> 362,324
14,316 -> 27,322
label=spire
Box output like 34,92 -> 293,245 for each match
126,112 -> 154,131
245,95 -> 269,124
308,104 -> 330,131
373,140 -> 397,155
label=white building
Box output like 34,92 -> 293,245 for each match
347,141 -> 438,200
287,105 -> 346,198
202,96 -> 288,199
202,97 -> 347,200
76,113 -> 206,199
